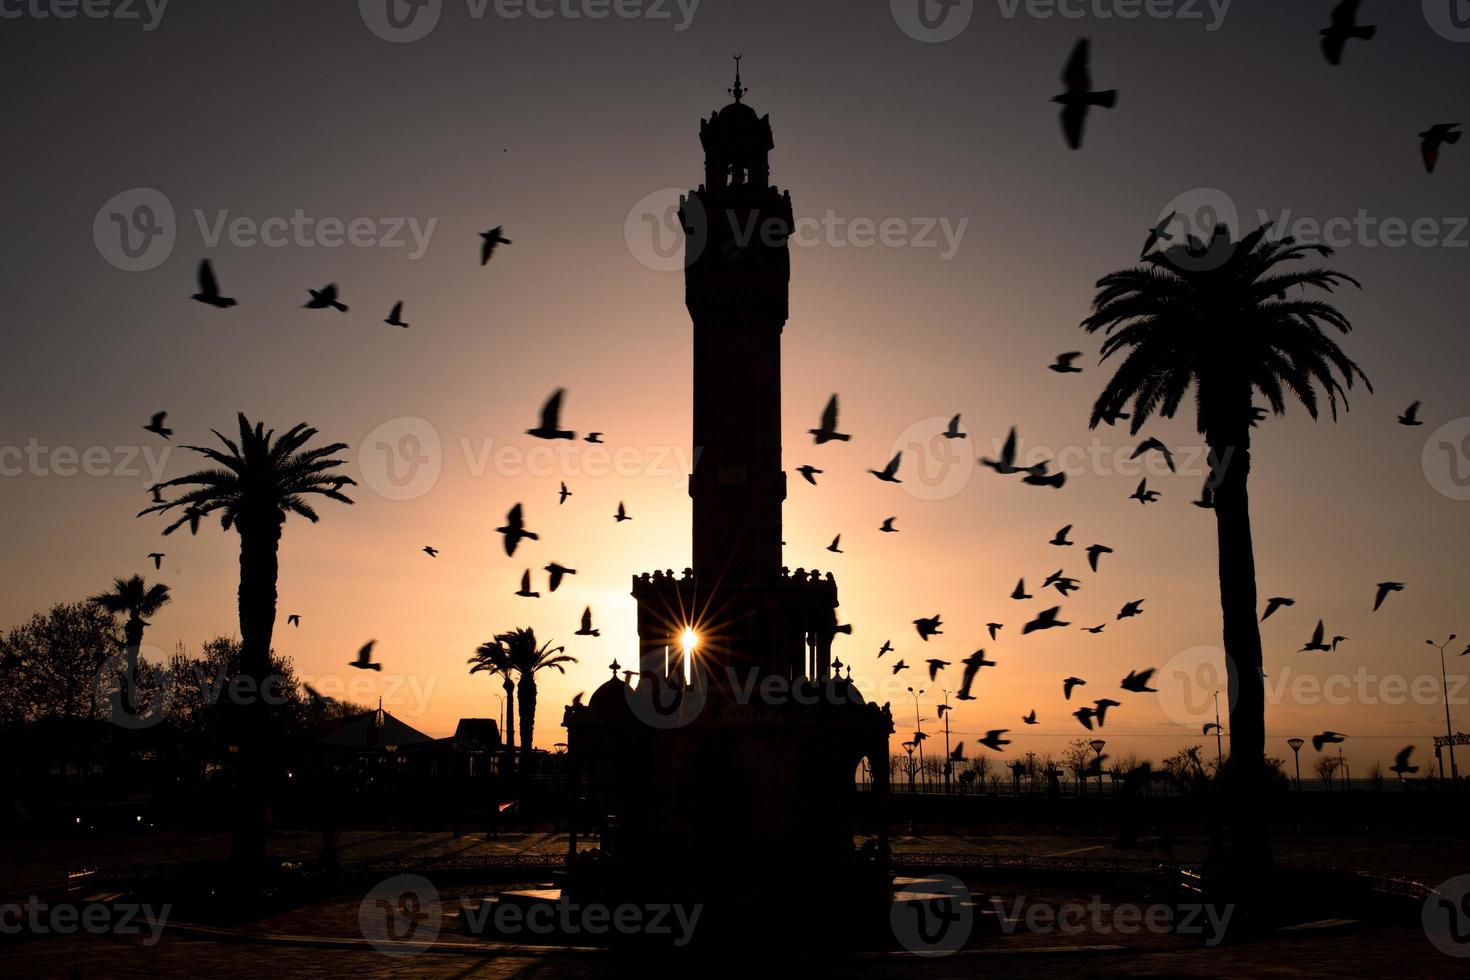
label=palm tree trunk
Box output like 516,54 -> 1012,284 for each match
518,674 -> 536,776
502,676 -> 516,774
122,616 -> 145,714
1207,424 -> 1274,897
230,510 -> 283,880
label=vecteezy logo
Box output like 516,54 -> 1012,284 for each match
890,0 -> 974,43
1151,187 -> 1239,272
93,188 -> 176,272
625,187 -> 706,273
1424,0 -> 1470,42
359,873 -> 442,954
892,416 -> 975,501
625,672 -> 708,730
359,417 -> 442,501
93,647 -> 174,730
1423,417 -> 1470,501
890,873 -> 973,956
360,0 -> 442,42
1424,874 -> 1470,956
1156,644 -> 1235,729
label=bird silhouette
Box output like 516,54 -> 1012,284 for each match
614,501 -> 631,522
1397,401 -> 1423,426
987,623 -> 1003,641
1049,351 -> 1084,374
480,225 -> 512,265
809,395 -> 850,444
1094,698 -> 1120,725
1300,619 -> 1332,652
1023,606 -> 1070,634
1262,596 -> 1295,621
827,535 -> 843,554
1320,0 -> 1375,66
1021,461 -> 1067,489
891,659 -> 909,675
422,545 -> 439,558
558,482 -> 571,505
191,259 -> 236,308
183,506 -> 204,535
1073,707 -> 1097,730
981,427 -> 1025,475
1312,731 -> 1346,752
868,451 -> 903,483
1389,745 -> 1419,777
1054,39 -> 1117,150
1192,484 -> 1215,510
1373,581 -> 1404,611
1050,524 -> 1074,547
879,517 -> 898,533
1012,579 -> 1032,600
926,658 -> 950,682
585,432 -> 604,443
1097,408 -> 1131,426
495,503 -> 539,556
1129,479 -> 1160,505
944,414 -> 967,439
384,301 -> 409,328
1420,124 -> 1461,174
1117,599 -> 1145,619
575,606 -> 600,637
949,741 -> 965,762
1063,676 -> 1087,700
147,552 -> 164,569
796,465 -> 823,485
1022,709 -> 1038,725
149,484 -> 164,504
545,562 -> 577,592
143,412 -> 172,439
515,570 -> 540,598
1121,668 -> 1157,693
1332,634 -> 1349,651
1141,212 -> 1176,257
287,614 -> 301,627
956,649 -> 997,699
1131,437 -> 1176,472
878,640 -> 893,658
979,730 -> 1011,751
1082,624 -> 1106,634
1045,571 -> 1081,596
1202,722 -> 1222,736
349,641 -> 380,671
1085,544 -> 1113,572
914,615 -> 943,641
304,284 -> 348,312
527,388 -> 575,440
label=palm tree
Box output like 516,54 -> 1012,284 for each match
139,413 -> 354,875
88,574 -> 170,712
1081,223 -> 1368,881
468,638 -> 517,773
497,628 -> 577,774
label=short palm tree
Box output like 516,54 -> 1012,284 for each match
498,628 -> 577,774
1082,223 -> 1369,879
88,574 -> 170,711
468,638 -> 517,773
139,413 -> 354,874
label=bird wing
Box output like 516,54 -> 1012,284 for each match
1060,102 -> 1087,150
389,301 -> 402,319
581,607 -> 593,630
198,259 -> 218,294
1330,0 -> 1358,29
1310,619 -> 1325,645
540,388 -> 565,431
820,394 -> 839,432
1062,38 -> 1090,91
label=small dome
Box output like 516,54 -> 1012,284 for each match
587,676 -> 631,718
713,101 -> 759,124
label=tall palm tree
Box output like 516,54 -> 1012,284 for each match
88,574 -> 171,712
498,628 -> 577,774
468,638 -> 517,773
1082,223 -> 1368,882
139,413 -> 354,875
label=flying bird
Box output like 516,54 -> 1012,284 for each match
1202,722 -> 1222,736
827,535 -> 843,554
1332,634 -> 1350,651
796,465 -> 823,485
1192,484 -> 1215,510
1117,599 -> 1145,620
1053,38 -> 1117,150
480,225 -> 512,265
585,432 -> 603,443
1049,352 -> 1083,374
495,503 -> 539,556
1129,479 -> 1160,505
1073,707 -> 1097,731
1011,579 -> 1032,600
925,658 -> 950,682
575,606 -> 600,637
1023,606 -> 1070,634
614,501 -> 631,522
545,562 -> 577,592
1420,124 -> 1461,174
949,742 -> 965,762
1093,698 -> 1120,727
1389,745 -> 1419,777
1121,668 -> 1157,693
1045,572 -> 1081,597
287,614 -> 301,627
1050,525 -> 1074,547
1082,624 -> 1106,634
304,284 -> 348,312
943,414 -> 966,439
1022,710 -> 1038,725
809,395 -> 851,444
914,615 -> 943,641
1141,212 -> 1176,257
1097,408 -> 1131,426
1021,461 -> 1066,489
979,730 -> 1011,751
891,659 -> 909,675
349,641 -> 380,672
1063,676 -> 1087,700
422,545 -> 439,558
527,388 -> 575,440
981,427 -> 1025,475
1312,731 -> 1346,752
1373,581 -> 1404,612
191,259 -> 237,307
515,570 -> 540,598
879,517 -> 898,533
1085,544 -> 1113,572
1320,0 -> 1375,67
987,623 -> 1003,641
956,649 -> 997,700
868,451 -> 903,483
1397,401 -> 1423,426
877,640 -> 893,658
142,412 -> 172,439
558,482 -> 571,505
1262,596 -> 1295,621
384,301 -> 409,328
147,552 -> 164,569
1131,437 -> 1176,472
1300,619 -> 1332,652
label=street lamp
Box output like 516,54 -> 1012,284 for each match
1427,635 -> 1460,788
907,687 -> 925,790
901,740 -> 917,794
1287,737 -> 1304,791
1089,738 -> 1107,794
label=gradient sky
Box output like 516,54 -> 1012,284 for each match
3,0 -> 1469,775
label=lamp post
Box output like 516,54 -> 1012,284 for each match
901,740 -> 916,794
1287,737 -> 1304,791
1089,738 -> 1107,794
907,686 -> 925,791
1211,691 -> 1224,770
1427,635 -> 1460,788
938,689 -> 953,795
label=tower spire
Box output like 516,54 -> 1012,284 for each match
728,54 -> 746,103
